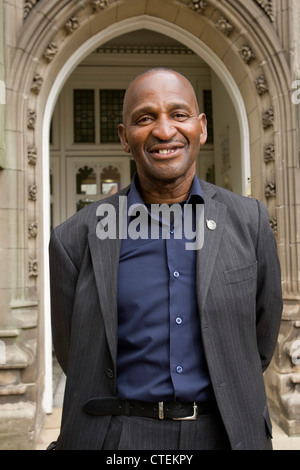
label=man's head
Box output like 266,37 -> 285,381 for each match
118,68 -> 207,199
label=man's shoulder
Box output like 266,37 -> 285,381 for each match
200,179 -> 260,211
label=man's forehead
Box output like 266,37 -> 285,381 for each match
123,70 -> 198,115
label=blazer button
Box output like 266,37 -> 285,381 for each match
106,368 -> 114,379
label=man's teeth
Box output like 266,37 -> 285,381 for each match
158,149 -> 173,155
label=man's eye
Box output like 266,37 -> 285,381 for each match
136,116 -> 152,125
173,113 -> 188,120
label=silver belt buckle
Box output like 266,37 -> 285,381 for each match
158,402 -> 198,421
173,402 -> 198,421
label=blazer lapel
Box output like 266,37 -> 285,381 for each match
196,185 -> 227,325
87,190 -> 128,366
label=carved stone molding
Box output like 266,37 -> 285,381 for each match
265,182 -> 276,198
189,0 -> 207,14
240,45 -> 256,64
264,144 -> 275,163
262,108 -> 274,129
28,222 -> 38,239
27,110 -> 36,130
44,43 -> 58,63
24,0 -> 40,19
29,260 -> 38,277
27,147 -> 37,165
65,17 -> 79,35
91,0 -> 108,11
28,185 -> 37,201
254,74 -> 269,95
31,73 -> 43,94
216,16 -> 234,37
269,216 -> 277,236
253,0 -> 274,23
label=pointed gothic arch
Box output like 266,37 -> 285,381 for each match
3,0 -> 299,445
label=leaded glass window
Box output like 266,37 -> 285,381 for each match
74,90 -> 95,143
100,90 -> 125,143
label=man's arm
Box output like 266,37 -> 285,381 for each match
255,200 -> 283,371
49,228 -> 79,375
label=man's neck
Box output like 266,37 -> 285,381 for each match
137,174 -> 195,205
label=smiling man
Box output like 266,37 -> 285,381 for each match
49,68 -> 282,450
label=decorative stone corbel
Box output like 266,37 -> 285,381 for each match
29,259 -> 38,277
44,43 -> 58,63
216,16 -> 234,37
27,147 -> 37,165
65,17 -> 79,35
264,144 -> 275,163
189,0 -> 207,14
28,185 -> 37,201
91,0 -> 108,11
254,74 -> 269,95
240,45 -> 255,64
269,216 -> 277,236
27,110 -> 36,130
28,222 -> 38,239
265,182 -> 276,198
31,74 -> 43,94
262,108 -> 274,129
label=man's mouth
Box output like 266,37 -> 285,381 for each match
148,143 -> 186,157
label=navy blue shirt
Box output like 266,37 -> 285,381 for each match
117,174 -> 214,403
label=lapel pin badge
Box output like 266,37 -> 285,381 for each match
206,219 -> 217,230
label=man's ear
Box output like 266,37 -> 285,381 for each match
199,113 -> 208,146
118,124 -> 131,153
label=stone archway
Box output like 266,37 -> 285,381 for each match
3,0 -> 299,448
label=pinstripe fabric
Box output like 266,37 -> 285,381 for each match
49,180 -> 282,450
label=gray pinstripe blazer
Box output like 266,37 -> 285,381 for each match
49,179 -> 282,450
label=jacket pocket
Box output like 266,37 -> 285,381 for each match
223,261 -> 257,286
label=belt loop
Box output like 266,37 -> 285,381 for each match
158,402 -> 164,420
124,400 -> 131,416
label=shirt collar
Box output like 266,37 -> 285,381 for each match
128,172 -> 204,209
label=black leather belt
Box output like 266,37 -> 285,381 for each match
82,398 -> 217,421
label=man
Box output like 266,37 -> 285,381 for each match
49,68 -> 282,450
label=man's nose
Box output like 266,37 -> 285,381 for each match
151,116 -> 177,141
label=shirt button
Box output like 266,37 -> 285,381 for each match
175,317 -> 183,325
173,271 -> 180,278
170,226 -> 174,234
176,365 -> 183,374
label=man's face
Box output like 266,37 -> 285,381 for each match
118,71 -> 207,186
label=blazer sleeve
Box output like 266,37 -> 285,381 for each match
49,228 -> 79,375
255,200 -> 282,371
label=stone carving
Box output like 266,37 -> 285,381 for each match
253,0 -> 274,23
24,0 -> 40,19
91,0 -> 108,11
240,45 -> 256,64
264,144 -> 275,163
254,74 -> 269,95
28,185 -> 37,201
28,222 -> 38,238
27,110 -> 36,130
96,45 -> 194,55
65,17 -> 79,34
216,16 -> 234,37
189,0 -> 207,14
44,43 -> 58,63
262,108 -> 274,129
265,182 -> 276,198
29,259 -> 38,277
28,147 -> 37,165
31,74 -> 43,94
269,216 -> 277,236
